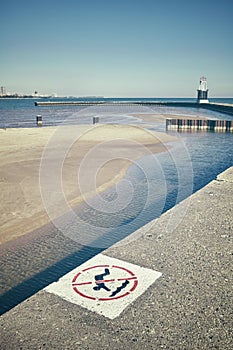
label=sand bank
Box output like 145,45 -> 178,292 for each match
0,124 -> 177,244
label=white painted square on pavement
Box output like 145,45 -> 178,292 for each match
44,254 -> 162,319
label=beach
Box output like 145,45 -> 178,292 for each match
0,122 -> 177,244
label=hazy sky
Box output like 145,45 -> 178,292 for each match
1,0 -> 232,97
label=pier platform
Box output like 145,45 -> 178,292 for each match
1,167 -> 233,349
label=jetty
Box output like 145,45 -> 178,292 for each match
35,100 -> 233,116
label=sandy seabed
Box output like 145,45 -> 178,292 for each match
0,121 -> 177,244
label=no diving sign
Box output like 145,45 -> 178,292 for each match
72,264 -> 138,301
44,254 -> 162,319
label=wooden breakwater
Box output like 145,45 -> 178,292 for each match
166,118 -> 233,132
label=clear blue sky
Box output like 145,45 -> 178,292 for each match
1,0 -> 232,97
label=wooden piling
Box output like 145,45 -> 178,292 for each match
93,117 -> 99,124
36,115 -> 42,126
166,118 -> 233,132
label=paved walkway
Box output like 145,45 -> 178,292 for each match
1,167 -> 232,349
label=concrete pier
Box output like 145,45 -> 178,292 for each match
34,100 -> 233,116
1,167 -> 232,349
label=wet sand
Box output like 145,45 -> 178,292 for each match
0,123 -> 177,244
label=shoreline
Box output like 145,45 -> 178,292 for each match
0,122 -> 177,245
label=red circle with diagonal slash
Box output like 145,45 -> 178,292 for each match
72,264 -> 138,301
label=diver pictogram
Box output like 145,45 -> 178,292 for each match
72,264 -> 138,301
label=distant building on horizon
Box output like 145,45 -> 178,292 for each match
0,86 -> 6,96
197,76 -> 209,103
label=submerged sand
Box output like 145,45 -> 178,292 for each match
0,123 -> 177,244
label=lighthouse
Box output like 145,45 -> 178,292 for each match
197,76 -> 209,103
